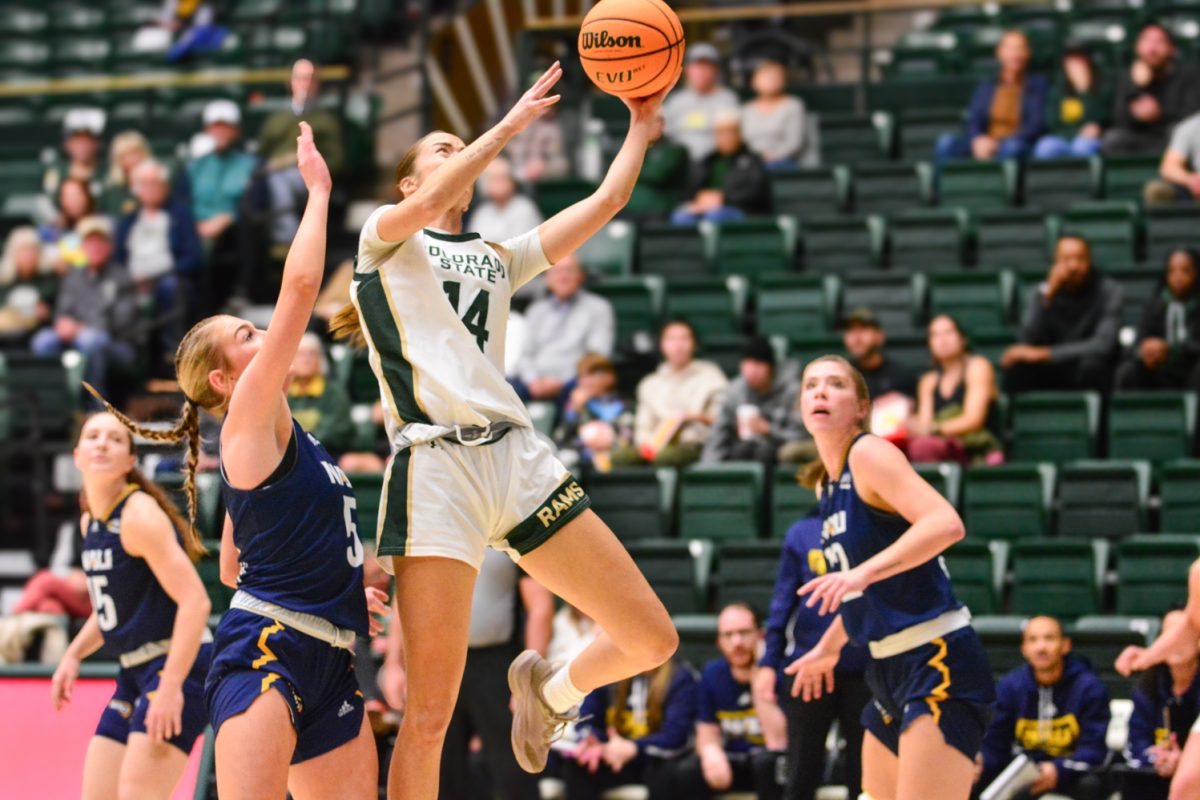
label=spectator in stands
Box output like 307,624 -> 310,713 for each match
556,353 -> 634,472
30,216 -> 137,403
337,400 -> 389,475
0,226 -> 57,338
8,565 -> 89,620
632,320 -> 728,467
978,616 -> 1110,800
160,0 -> 227,62
935,30 -> 1048,165
662,43 -> 740,163
625,112 -> 691,219
512,254 -> 614,401
564,660 -> 697,800
753,514 -> 869,800
1103,23 -> 1200,156
1116,248 -> 1200,392
701,337 -> 811,466
469,157 -> 544,245
41,177 -> 96,272
101,131 -> 189,218
841,307 -> 917,403
189,100 -> 257,251
1122,608 -> 1200,800
288,333 -> 355,457
259,58 -> 345,248
1002,236 -> 1123,394
907,315 -> 1003,465
671,111 -> 771,224
1144,110 -> 1200,206
1033,44 -> 1109,159
674,603 -> 783,800
741,59 -> 807,170
40,108 -> 105,222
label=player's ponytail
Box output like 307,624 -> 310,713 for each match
82,385 -> 207,561
797,355 -> 871,490
329,301 -> 365,347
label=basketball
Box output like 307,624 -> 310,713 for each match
578,0 -> 685,98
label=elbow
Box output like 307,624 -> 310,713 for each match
596,189 -> 630,215
944,515 -> 966,545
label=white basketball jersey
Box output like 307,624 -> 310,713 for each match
352,205 -> 552,448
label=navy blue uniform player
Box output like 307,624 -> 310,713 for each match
52,412 -> 214,799
786,356 -> 994,800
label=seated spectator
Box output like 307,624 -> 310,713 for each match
30,216 -> 137,403
631,320 -> 728,467
289,333 -> 356,457
40,177 -> 96,271
674,603 -> 783,800
754,514 -> 868,800
1145,110 -> 1200,206
259,58 -> 345,248
1122,608 -> 1200,800
1116,248 -> 1200,392
841,306 -> 917,405
1103,23 -> 1200,156
189,100 -> 257,249
9,568 -> 89,620
624,112 -> 690,220
513,254 -> 614,401
701,337 -> 811,466
662,43 -> 740,163
101,131 -> 189,218
469,157 -> 544,245
1002,236 -> 1123,394
40,108 -> 105,224
1034,44 -> 1109,159
565,660 -> 697,800
671,111 -> 771,225
936,30 -> 1048,165
908,315 -> 1003,465
160,0 -> 227,62
978,616 -> 1110,800
741,59 -> 807,170
556,353 -> 634,472
507,98 -> 569,183
0,226 -> 57,338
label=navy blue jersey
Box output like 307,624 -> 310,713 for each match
220,419 -> 368,636
81,485 -> 179,657
818,434 -> 961,646
697,659 -> 765,754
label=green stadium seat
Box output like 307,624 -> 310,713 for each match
712,218 -> 796,279
347,472 -> 382,545
637,222 -> 712,280
1145,206 -> 1200,266
1161,460 -> 1200,532
852,163 -> 931,216
897,109 -> 965,161
793,83 -> 859,114
678,463 -> 766,541
841,272 -> 926,337
1023,158 -> 1099,211
592,276 -> 663,347
0,40 -> 50,71
1062,21 -> 1130,72
914,462 -> 963,506
963,462 -> 1056,541
771,467 -> 818,538
576,220 -> 635,278
769,167 -> 850,218
587,468 -> 677,541
626,540 -> 713,615
0,8 -> 48,36
231,0 -> 285,22
801,215 -> 883,274
973,615 -> 1029,679
52,38 -> 112,72
1102,266 -> 1166,328
534,177 -> 597,218
0,352 -> 9,444
786,332 -> 847,368
715,541 -> 784,615
932,5 -> 1001,32
1102,154 -> 1162,203
1056,460 -> 1150,540
1061,201 -> 1141,267
1071,616 -> 1161,700
755,274 -> 838,339
1010,392 -> 1101,463
819,112 -> 893,165
1116,535 -> 1200,616
1108,392 -> 1197,462
673,613 -> 720,669
1011,539 -> 1108,618
0,159 -> 46,196
662,277 -> 747,342
889,208 -> 969,271
527,401 -> 556,438
4,352 -> 77,440
928,271 -> 1015,337
699,335 -> 753,378
976,210 -> 1051,269
940,160 -> 1018,211
944,539 -> 1008,615
51,5 -> 107,32
883,30 -> 962,78
866,77 -> 979,114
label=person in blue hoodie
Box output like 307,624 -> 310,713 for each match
1121,608 -> 1200,800
978,616 -> 1110,800
752,514 -> 870,800
564,660 -> 697,800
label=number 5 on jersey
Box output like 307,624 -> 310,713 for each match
343,496 -> 365,568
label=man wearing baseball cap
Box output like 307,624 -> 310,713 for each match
840,307 -> 918,402
41,108 -> 106,222
662,42 -> 740,162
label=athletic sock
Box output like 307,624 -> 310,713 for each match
539,660 -> 587,714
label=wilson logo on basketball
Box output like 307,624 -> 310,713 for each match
581,31 -> 643,49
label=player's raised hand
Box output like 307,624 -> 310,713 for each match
798,566 -> 869,616
50,654 -> 80,711
622,71 -> 680,123
1115,644 -> 1151,677
502,61 -> 563,134
296,121 -> 332,194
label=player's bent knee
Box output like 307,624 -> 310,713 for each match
1170,771 -> 1200,800
629,612 -> 678,668
400,700 -> 455,745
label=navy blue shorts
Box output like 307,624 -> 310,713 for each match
861,627 -> 995,761
95,643 -> 212,755
204,610 -> 364,765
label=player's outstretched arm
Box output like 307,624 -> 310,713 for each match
537,78 -> 677,264
1116,558 -> 1200,675
374,62 -> 563,244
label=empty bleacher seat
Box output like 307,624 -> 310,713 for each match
678,462 -> 766,541
1116,535 -> 1200,616
896,108 -> 964,161
819,112 -> 893,165
4,352 -> 77,440
973,615 -> 1029,679
1061,201 -> 1141,267
674,613 -> 720,669
1071,616 -> 1161,700
889,208 -> 969,271
1145,206 -> 1200,265
928,271 -> 1014,337
914,462 -> 963,506
637,222 -> 711,279
944,539 -> 1008,615
662,277 -> 748,343
1161,460 -> 1200,533
715,541 -> 784,614
1101,154 -> 1161,203
1009,391 -> 1101,462
626,540 -> 713,615
939,160 -> 1017,211
576,220 -> 636,278
592,277 -> 663,347
963,462 -> 1055,540
769,167 -> 850,218
1023,157 -> 1098,211
1056,460 -> 1150,540
801,215 -> 883,274
771,468 -> 818,538
755,274 -> 838,339
587,468 -> 677,541
1108,392 -> 1197,463
1011,539 -> 1108,618
975,210 -> 1051,269
840,272 -> 927,337
852,163 -> 931,216
1103,266 -> 1163,328
712,218 -> 796,279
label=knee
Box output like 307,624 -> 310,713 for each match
74,328 -> 109,353
1170,771 -> 1200,800
400,697 -> 456,746
631,612 -> 679,669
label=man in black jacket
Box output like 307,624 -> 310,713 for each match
671,111 -> 771,225
1116,247 -> 1200,391
1103,23 -> 1200,155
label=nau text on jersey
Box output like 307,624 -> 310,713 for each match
535,481 -> 586,528
82,548 -> 113,572
321,461 -> 353,488
427,244 -> 506,284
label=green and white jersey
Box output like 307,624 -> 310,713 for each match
352,204 -> 552,448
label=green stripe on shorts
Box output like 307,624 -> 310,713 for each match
505,476 -> 591,556
377,448 -> 414,558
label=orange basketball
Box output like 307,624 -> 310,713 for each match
578,0 -> 684,98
